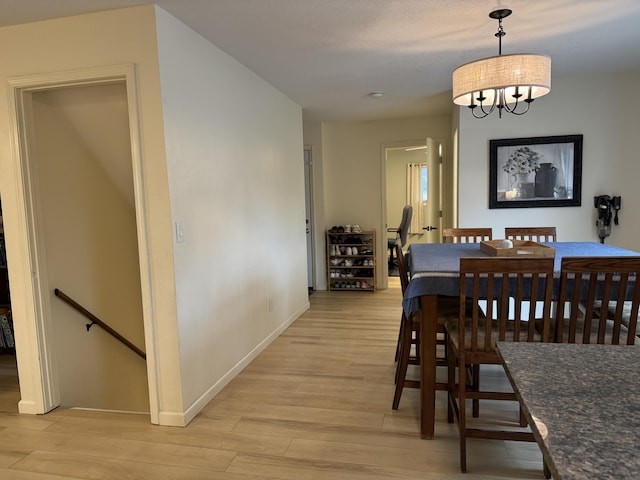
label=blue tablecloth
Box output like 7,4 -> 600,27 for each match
403,242 -> 640,314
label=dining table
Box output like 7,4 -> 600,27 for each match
496,341 -> 640,479
403,241 -> 640,439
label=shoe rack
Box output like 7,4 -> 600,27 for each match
326,228 -> 376,291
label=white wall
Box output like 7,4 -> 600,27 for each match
320,115 -> 451,288
155,8 -> 308,420
457,70 -> 640,251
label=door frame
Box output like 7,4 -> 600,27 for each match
303,146 -> 315,291
6,65 -> 159,421
381,139 -> 425,289
381,138 -> 449,289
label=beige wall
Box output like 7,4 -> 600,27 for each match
319,114 -> 451,288
457,70 -> 640,250
32,84 -> 148,412
155,8 -> 308,419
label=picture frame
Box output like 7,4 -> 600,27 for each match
489,134 -> 583,209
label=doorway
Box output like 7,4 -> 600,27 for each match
383,139 -> 445,264
7,65 -> 156,417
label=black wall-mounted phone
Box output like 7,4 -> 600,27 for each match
594,195 -> 621,243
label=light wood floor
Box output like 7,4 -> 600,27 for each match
0,279 -> 546,479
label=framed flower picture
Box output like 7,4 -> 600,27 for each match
489,134 -> 583,209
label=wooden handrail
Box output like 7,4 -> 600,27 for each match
54,288 -> 146,360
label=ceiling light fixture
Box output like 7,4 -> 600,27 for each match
452,9 -> 551,118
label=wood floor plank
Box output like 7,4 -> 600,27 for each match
0,427 -> 237,472
43,418 -> 291,457
10,450 -> 267,480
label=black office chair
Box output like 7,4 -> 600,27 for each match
387,205 -> 412,268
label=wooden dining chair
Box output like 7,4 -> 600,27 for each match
504,226 -> 557,242
392,241 -> 461,409
554,256 -> 640,344
445,256 -> 555,475
392,241 -> 421,409
442,227 -> 492,243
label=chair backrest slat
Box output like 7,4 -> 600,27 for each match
505,227 -> 557,242
443,228 -> 492,244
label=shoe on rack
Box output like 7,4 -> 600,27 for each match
345,246 -> 352,255
345,224 -> 352,233
344,259 -> 353,267
352,224 -> 362,233
351,246 -> 358,255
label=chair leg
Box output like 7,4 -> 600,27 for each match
458,357 -> 467,472
519,406 -> 528,427
447,338 -> 455,423
543,459 -> 551,479
394,313 -> 405,363
472,364 -> 480,418
392,313 -> 412,409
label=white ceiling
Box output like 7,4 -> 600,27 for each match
2,0 -> 640,122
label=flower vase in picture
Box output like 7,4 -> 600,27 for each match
535,162 -> 557,197
512,173 -> 531,198
503,146 -> 541,200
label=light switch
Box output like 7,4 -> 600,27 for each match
175,221 -> 185,243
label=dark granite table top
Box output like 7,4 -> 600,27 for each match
497,342 -> 640,480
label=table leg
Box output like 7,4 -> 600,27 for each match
419,294 -> 437,439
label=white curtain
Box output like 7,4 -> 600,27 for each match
406,163 -> 425,234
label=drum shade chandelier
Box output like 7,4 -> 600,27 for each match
452,9 -> 551,118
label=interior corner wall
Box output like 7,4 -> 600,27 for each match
0,6 -> 175,419
321,115 -> 451,289
154,8 -> 308,421
457,70 -> 640,251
